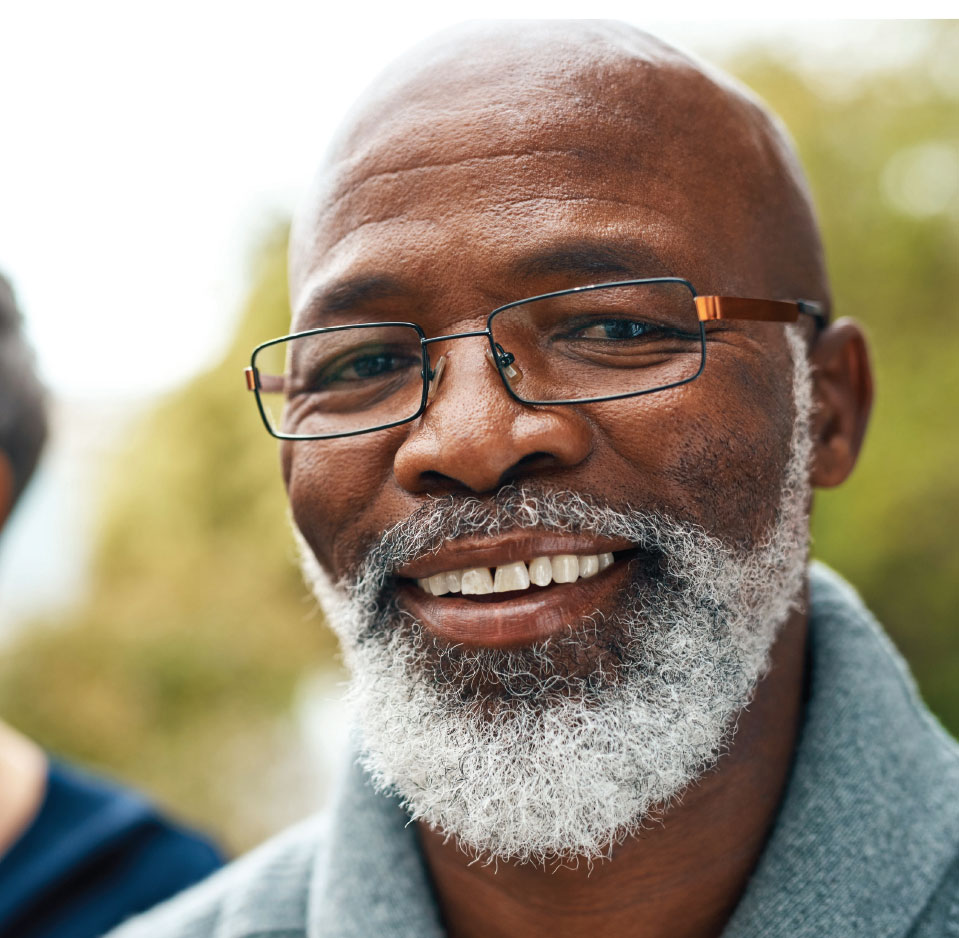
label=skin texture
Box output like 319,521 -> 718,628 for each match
284,21 -> 873,938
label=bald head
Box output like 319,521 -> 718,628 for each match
291,20 -> 828,313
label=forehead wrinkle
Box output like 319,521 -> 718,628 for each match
321,146 -> 596,223
306,106 -> 727,272
314,195 -> 639,268
326,77 -> 638,183
311,146 -> 655,268
491,195 -> 635,213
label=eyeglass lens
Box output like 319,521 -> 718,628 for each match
491,281 -> 702,403
253,324 -> 426,438
254,282 -> 703,439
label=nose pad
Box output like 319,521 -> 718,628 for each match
427,354 -> 448,403
486,345 -> 523,382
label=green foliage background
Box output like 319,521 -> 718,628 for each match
0,227 -> 336,852
732,24 -> 959,729
0,23 -> 956,853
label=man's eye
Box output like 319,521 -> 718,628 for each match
301,345 -> 423,392
334,352 -> 409,381
573,319 -> 657,340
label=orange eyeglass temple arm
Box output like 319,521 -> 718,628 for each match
695,296 -> 825,325
244,369 -> 285,392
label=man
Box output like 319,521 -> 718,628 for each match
0,273 -> 224,937
109,21 -> 959,938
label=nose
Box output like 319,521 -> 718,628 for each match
393,339 -> 592,495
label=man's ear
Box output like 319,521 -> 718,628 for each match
0,452 -> 14,532
808,317 -> 874,488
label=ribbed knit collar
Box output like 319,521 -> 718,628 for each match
308,563 -> 959,938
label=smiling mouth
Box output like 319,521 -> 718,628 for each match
393,544 -> 647,650
413,550 -> 619,600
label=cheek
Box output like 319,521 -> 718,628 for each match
285,434 -> 401,574
594,354 -> 795,546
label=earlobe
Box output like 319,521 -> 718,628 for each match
808,318 -> 874,489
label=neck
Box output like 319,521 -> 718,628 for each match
418,604 -> 808,938
0,720 -> 47,856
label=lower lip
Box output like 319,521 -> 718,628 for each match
397,559 -> 634,649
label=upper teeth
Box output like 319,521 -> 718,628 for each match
417,552 -> 615,596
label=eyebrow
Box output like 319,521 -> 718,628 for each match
305,274 -> 410,320
509,240 -> 674,281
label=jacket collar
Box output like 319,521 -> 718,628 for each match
721,563 -> 959,937
309,563 -> 959,938
308,752 -> 444,938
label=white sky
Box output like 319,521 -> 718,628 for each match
1,4 -> 946,398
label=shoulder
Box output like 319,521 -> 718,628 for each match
0,760 -> 225,938
808,563 -> 959,761
49,760 -> 225,898
103,812 -> 328,938
41,761 -> 222,859
908,851 -> 959,937
805,564 -> 959,932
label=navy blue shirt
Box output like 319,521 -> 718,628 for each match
0,760 -> 224,938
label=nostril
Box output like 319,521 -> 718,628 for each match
417,470 -> 474,494
515,452 -> 552,468
496,452 -> 557,486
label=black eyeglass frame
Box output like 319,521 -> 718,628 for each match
246,277 -> 825,441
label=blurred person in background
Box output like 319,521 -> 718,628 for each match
0,272 -> 224,938
108,21 -> 958,938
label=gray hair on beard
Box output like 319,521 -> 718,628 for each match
297,327 -> 814,866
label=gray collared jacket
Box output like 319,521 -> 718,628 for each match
105,564 -> 959,937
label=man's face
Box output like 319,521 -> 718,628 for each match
284,34 -> 818,862
286,73 -> 803,600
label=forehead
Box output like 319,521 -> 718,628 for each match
297,137 -> 734,322
290,28 -> 813,323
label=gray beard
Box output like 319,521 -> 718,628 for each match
298,328 -> 813,866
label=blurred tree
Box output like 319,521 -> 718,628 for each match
0,223 -> 338,852
726,21 -> 959,732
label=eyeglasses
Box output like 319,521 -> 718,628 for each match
244,277 -> 824,441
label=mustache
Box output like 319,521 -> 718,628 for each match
351,484 -> 724,595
